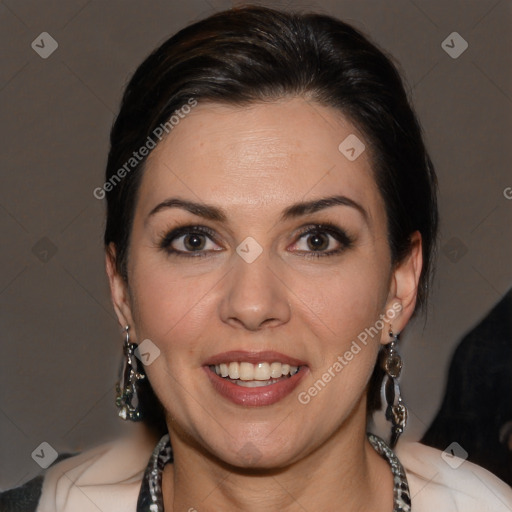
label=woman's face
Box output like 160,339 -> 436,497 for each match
108,97 -> 420,468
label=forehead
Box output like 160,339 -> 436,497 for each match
139,97 -> 383,219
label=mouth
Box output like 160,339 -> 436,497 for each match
209,361 -> 301,387
203,351 -> 308,406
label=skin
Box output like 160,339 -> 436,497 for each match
107,97 -> 422,512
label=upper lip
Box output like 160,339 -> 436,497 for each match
203,350 -> 307,367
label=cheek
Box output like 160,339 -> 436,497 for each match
294,259 -> 389,340
127,264 -> 221,422
293,269 -> 386,416
133,269 -> 211,340
128,258 -> 225,356
289,256 -> 389,399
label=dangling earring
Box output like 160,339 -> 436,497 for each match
115,325 -> 145,421
381,329 -> 407,448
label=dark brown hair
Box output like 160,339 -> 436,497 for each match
103,5 -> 438,433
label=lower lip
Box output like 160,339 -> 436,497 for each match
204,366 -> 307,406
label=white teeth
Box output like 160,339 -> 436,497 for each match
239,362 -> 254,381
253,362 -> 269,380
219,363 -> 229,377
212,361 -> 300,381
228,362 -> 239,379
270,362 -> 282,378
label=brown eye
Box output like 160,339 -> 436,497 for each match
182,233 -> 206,251
295,230 -> 339,253
290,224 -> 354,258
159,225 -> 223,257
306,233 -> 330,251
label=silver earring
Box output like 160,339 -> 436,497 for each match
381,329 -> 407,448
115,325 -> 145,421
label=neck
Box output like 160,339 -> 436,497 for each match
162,401 -> 394,512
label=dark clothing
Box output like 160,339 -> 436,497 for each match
422,289 -> 512,485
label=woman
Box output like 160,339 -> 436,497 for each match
5,5 -> 511,511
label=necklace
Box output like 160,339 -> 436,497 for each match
136,432 -> 411,512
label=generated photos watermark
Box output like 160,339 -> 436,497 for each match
298,302 -> 402,404
93,97 -> 198,200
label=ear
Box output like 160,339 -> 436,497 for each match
380,231 -> 423,344
105,244 -> 135,333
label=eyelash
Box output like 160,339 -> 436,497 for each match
158,225 -> 218,259
157,223 -> 354,259
294,224 -> 354,258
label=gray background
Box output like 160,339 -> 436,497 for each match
1,0 -> 511,490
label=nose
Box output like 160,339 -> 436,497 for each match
218,251 -> 291,331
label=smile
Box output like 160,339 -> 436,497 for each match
204,351 -> 308,406
210,361 -> 300,385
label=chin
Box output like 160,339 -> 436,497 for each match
220,444 -> 298,471
200,426 -> 304,470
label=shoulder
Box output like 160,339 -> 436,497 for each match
0,453 -> 75,512
395,440 -> 512,512
36,432 -> 154,512
0,476 -> 44,512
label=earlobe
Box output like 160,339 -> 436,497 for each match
105,244 -> 134,331
382,232 -> 423,341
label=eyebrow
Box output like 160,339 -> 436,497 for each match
147,195 -> 368,224
280,195 -> 368,223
